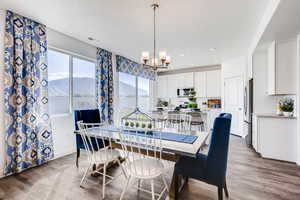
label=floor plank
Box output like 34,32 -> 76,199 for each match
0,136 -> 299,200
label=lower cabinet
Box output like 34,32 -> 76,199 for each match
206,109 -> 222,130
253,115 -> 297,162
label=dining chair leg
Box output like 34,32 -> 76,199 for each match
218,186 -> 223,200
102,164 -> 107,199
120,176 -> 131,200
224,180 -> 229,198
162,175 -> 169,192
80,163 -> 91,187
151,179 -> 155,200
117,159 -> 127,179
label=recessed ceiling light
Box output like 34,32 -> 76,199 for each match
209,48 -> 217,52
180,54 -> 185,57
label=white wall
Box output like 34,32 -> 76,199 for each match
252,50 -> 278,114
0,9 -> 6,176
221,56 -> 246,110
47,28 -> 97,159
47,28 -> 96,60
221,57 -> 246,136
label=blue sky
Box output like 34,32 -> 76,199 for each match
48,49 -> 94,81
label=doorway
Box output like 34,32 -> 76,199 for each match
224,76 -> 244,136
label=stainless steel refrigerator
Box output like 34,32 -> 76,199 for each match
244,79 -> 253,147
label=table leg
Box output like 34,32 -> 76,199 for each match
169,171 -> 189,200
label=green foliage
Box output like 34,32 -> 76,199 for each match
189,90 -> 196,96
188,97 -> 197,102
130,122 -> 135,127
279,98 -> 294,112
147,123 -> 152,129
135,122 -> 140,127
124,121 -> 129,126
188,103 -> 198,108
142,123 -> 146,128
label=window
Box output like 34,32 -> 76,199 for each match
119,72 -> 137,118
48,50 -> 70,115
138,77 -> 151,112
48,49 -> 96,115
73,57 -> 96,110
118,72 -> 151,118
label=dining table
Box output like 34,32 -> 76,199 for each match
74,125 -> 210,200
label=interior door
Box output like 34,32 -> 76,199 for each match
224,76 -> 244,136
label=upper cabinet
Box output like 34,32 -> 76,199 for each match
267,39 -> 297,95
194,72 -> 207,97
167,74 -> 179,98
182,72 -> 194,88
267,41 -> 276,95
206,70 -> 221,97
194,70 -> 221,98
156,76 -> 168,98
156,70 -> 221,99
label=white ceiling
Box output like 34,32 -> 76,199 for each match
259,0 -> 300,45
1,0 -> 271,69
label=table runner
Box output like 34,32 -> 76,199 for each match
89,125 -> 198,144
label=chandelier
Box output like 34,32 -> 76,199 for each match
141,2 -> 171,70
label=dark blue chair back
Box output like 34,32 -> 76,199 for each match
74,109 -> 101,149
205,113 -> 232,186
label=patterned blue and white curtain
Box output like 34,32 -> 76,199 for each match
96,48 -> 114,124
4,11 -> 54,175
116,55 -> 156,80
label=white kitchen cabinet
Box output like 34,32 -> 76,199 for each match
267,39 -> 297,95
167,74 -> 179,98
267,41 -> 276,95
156,76 -> 168,99
206,70 -> 221,97
252,115 -> 258,152
182,72 -> 194,88
194,72 -> 207,97
207,109 -> 222,130
254,115 -> 297,162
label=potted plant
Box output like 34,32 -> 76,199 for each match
189,90 -> 196,96
279,98 -> 294,117
130,122 -> 135,127
135,122 -> 140,128
141,123 -> 146,129
147,123 -> 152,129
124,121 -> 129,127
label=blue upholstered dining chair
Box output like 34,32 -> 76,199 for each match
74,109 -> 104,167
174,113 -> 232,200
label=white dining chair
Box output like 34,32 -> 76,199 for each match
165,113 -> 192,132
77,121 -> 126,199
118,128 -> 169,200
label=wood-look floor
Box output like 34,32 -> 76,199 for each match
0,136 -> 300,200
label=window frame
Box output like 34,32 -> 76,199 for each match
48,46 -> 97,116
118,72 -> 152,114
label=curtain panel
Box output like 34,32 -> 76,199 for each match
96,48 -> 114,124
116,55 -> 156,80
4,11 -> 54,175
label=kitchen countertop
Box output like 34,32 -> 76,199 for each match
254,113 -> 297,119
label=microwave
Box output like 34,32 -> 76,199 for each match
177,88 -> 194,97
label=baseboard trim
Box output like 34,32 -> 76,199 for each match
54,149 -> 76,160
